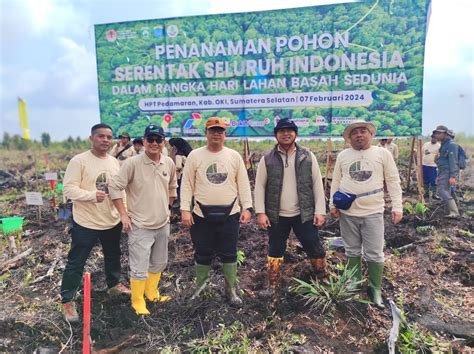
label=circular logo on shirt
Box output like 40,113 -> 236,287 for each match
205,162 -> 228,185
349,158 -> 374,182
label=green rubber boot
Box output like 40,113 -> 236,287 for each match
190,263 -> 211,301
347,256 -> 362,289
222,262 -> 242,306
367,261 -> 385,309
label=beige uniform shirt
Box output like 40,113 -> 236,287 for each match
422,142 -> 440,167
110,143 -> 135,161
180,146 -> 252,218
175,155 -> 186,180
330,146 -> 403,216
109,153 -> 177,229
63,151 -> 121,230
254,146 -> 326,217
378,143 -> 399,161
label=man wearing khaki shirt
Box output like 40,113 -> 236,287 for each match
254,118 -> 327,300
61,123 -> 130,323
109,125 -> 177,315
330,120 -> 403,308
180,117 -> 253,306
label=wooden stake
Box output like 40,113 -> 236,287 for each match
405,137 -> 416,191
323,138 -> 333,198
417,138 -> 425,203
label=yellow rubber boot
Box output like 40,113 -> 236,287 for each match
145,272 -> 172,303
130,279 -> 150,315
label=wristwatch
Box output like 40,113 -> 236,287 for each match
246,207 -> 254,214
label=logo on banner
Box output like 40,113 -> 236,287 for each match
315,116 -> 328,126
106,29 -> 117,42
166,25 -> 178,38
153,26 -> 164,38
183,119 -> 194,129
163,114 -> 173,123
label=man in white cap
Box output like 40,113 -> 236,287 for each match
329,120 -> 403,308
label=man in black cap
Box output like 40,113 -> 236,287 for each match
254,118 -> 327,301
433,125 -> 460,217
109,125 -> 177,315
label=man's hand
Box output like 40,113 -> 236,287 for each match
330,208 -> 340,218
313,214 -> 325,227
240,210 -> 252,224
448,177 -> 457,186
181,211 -> 194,227
120,213 -> 132,233
257,213 -> 271,230
96,190 -> 107,203
391,211 -> 403,224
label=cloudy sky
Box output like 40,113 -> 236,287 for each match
0,0 -> 472,140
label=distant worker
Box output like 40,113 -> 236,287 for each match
254,118 -> 327,300
378,138 -> 399,162
180,117 -> 253,306
109,125 -> 177,315
330,121 -> 403,308
169,137 -> 193,205
433,125 -> 460,217
132,138 -> 144,155
61,123 -> 130,322
422,133 -> 440,200
111,132 -> 134,161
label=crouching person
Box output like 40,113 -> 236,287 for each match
254,118 -> 327,300
109,125 -> 177,315
330,120 -> 403,308
180,117 -> 253,306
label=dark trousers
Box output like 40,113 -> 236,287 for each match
190,213 -> 240,265
268,215 -> 325,258
61,221 -> 122,303
422,165 -> 437,187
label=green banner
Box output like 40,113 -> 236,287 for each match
95,0 -> 431,137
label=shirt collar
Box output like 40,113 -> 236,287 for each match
142,152 -> 163,165
277,144 -> 296,155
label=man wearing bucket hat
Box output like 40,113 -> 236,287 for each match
329,120 -> 403,308
254,118 -> 327,301
180,117 -> 253,306
61,123 -> 130,322
109,125 -> 177,315
432,125 -> 460,217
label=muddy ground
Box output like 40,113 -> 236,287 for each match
0,153 -> 473,352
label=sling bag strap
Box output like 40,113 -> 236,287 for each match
116,144 -> 132,159
355,188 -> 384,198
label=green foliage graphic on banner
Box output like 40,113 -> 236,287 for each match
94,0 -> 430,137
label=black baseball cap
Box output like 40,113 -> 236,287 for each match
144,125 -> 165,137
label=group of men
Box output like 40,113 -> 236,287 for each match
60,117 -> 462,322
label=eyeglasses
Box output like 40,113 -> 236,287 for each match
207,128 -> 225,134
146,136 -> 164,144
